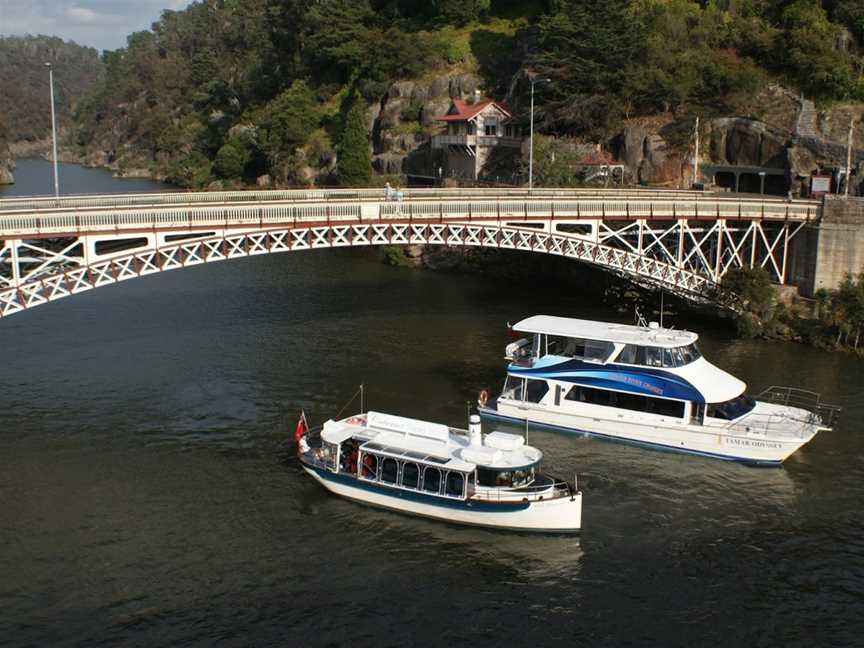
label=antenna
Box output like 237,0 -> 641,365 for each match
360,383 -> 364,414
660,290 -> 665,328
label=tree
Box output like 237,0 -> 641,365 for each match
337,93 -> 372,186
215,138 -> 252,179
530,0 -> 645,134
263,81 -> 321,161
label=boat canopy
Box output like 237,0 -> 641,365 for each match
513,315 -> 697,349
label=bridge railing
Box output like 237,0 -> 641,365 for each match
0,185 -> 820,213
0,197 -> 821,238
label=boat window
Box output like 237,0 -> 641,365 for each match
707,394 -> 756,420
547,335 -> 583,357
615,344 -> 638,364
360,453 -> 378,479
445,472 -> 465,498
644,346 -> 663,367
512,465 -> 536,487
679,343 -> 702,364
502,375 -> 525,401
381,458 -> 398,484
423,467 -> 442,494
320,442 -> 338,471
401,462 -> 420,489
524,379 -> 549,403
584,339 -> 614,362
565,385 -> 685,418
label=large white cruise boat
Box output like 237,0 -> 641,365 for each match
478,315 -> 840,464
296,410 -> 582,533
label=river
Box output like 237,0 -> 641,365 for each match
1,161 -> 862,646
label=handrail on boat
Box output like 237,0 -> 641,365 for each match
756,385 -> 841,428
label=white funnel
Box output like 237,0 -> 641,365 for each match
469,414 -> 482,446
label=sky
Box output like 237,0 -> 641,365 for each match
0,0 -> 191,52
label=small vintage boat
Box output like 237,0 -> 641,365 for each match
295,410 -> 582,533
479,315 -> 841,464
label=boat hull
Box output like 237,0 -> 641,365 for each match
481,401 -> 817,465
302,464 -> 582,533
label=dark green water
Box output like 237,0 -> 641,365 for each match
1,161 -> 863,646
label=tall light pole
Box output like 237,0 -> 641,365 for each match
45,62 -> 59,198
528,77 -> 551,192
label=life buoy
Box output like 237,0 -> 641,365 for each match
346,415 -> 367,426
478,389 -> 490,407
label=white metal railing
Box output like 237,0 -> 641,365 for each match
469,478 -> 575,503
0,186 -> 821,213
0,197 -> 820,239
756,385 -> 841,428
723,412 -> 815,440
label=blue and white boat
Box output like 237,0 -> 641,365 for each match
297,410 -> 582,533
478,315 -> 839,464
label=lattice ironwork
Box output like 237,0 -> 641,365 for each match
0,192 -> 820,318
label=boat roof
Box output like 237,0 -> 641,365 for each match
513,315 -> 698,348
321,412 -> 543,472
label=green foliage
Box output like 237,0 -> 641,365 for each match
817,273 -> 864,348
0,36 -> 102,142
778,0 -> 864,100
263,81 -> 321,158
434,0 -> 491,26
722,266 -> 776,337
531,0 -> 645,134
337,93 -> 372,186
215,138 -> 252,179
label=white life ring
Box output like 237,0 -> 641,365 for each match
346,415 -> 367,426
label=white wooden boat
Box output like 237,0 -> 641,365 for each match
297,411 -> 582,533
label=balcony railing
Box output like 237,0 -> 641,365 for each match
432,134 -> 522,149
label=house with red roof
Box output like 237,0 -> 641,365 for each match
431,94 -> 522,180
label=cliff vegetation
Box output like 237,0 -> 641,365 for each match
66,0 -> 864,188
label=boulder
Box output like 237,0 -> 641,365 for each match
620,124 -> 648,173
725,124 -> 762,166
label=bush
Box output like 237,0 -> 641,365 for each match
214,139 -> 251,179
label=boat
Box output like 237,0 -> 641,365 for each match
295,410 -> 582,533
478,315 -> 840,465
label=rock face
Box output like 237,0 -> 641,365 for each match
616,116 -> 687,186
0,115 -> 14,185
370,73 -> 480,177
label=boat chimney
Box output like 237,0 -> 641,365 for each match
469,414 -> 483,446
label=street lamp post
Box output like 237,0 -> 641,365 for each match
45,62 -> 59,198
528,77 -> 551,192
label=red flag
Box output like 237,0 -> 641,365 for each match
294,411 -> 308,442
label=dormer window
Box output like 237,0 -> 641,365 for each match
484,116 -> 498,136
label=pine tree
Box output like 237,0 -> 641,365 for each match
337,93 -> 372,186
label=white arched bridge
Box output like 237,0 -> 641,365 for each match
0,187 -> 821,318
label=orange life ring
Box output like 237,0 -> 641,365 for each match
478,389 -> 490,407
346,415 -> 367,425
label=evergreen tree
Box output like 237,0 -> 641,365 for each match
531,0 -> 645,134
337,94 -> 372,186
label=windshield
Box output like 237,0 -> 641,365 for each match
707,394 -> 756,420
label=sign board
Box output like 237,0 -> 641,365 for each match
811,175 -> 832,196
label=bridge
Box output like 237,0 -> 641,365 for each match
0,187 -> 823,318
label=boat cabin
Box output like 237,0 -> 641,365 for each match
502,315 -> 752,426
312,412 -> 548,501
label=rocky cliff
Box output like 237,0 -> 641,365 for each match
0,115 -> 14,185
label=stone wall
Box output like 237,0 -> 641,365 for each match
794,197 -> 864,295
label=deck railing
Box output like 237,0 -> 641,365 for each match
756,386 -> 841,428
469,478 -> 575,503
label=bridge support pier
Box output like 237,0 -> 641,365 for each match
792,197 -> 864,296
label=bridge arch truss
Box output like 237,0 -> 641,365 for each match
0,191 -> 819,318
